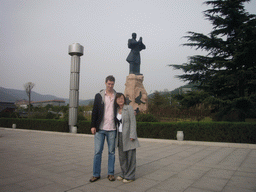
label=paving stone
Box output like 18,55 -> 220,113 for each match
222,185 -> 256,192
76,183 -> 124,192
116,177 -> 160,192
26,183 -> 70,192
192,176 -> 229,191
154,177 -> 195,191
0,183 -> 27,192
175,168 -> 207,180
226,175 -> 256,190
237,166 -> 256,172
145,188 -> 169,192
184,187 -> 215,192
0,174 -> 33,186
16,178 -> 54,190
143,169 -> 177,181
162,163 -> 191,172
204,169 -> 235,179
234,171 -> 256,178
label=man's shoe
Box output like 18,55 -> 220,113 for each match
108,175 -> 115,181
116,176 -> 123,181
123,179 -> 134,183
89,176 -> 100,182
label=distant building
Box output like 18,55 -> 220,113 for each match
179,88 -> 192,94
0,102 -> 16,113
15,100 -> 29,109
31,100 -> 65,107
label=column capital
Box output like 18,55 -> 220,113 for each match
69,43 -> 84,56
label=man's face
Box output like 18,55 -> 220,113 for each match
132,33 -> 136,39
105,80 -> 115,92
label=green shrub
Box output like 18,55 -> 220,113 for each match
0,118 -> 69,132
46,112 -> 56,119
77,121 -> 91,134
136,121 -> 256,144
136,113 -> 159,122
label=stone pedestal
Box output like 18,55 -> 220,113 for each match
124,74 -> 148,112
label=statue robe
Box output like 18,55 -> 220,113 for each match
126,39 -> 146,65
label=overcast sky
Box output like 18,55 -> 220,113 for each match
1,0 -> 255,100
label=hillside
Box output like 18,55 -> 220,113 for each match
0,87 -> 64,102
0,87 -> 93,105
148,83 -> 198,98
169,83 -> 199,95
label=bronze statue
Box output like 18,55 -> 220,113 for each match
126,33 -> 146,75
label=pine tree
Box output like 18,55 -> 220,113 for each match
170,0 -> 256,100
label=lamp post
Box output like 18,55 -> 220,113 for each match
68,43 -> 84,133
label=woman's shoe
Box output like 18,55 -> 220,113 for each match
116,176 -> 123,181
123,179 -> 134,183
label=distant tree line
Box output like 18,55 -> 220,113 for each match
1,102 -> 94,121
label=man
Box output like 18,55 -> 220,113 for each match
90,75 -> 117,182
126,33 -> 146,75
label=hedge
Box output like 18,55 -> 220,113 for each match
136,122 -> 256,144
1,118 -> 255,144
0,118 -> 69,132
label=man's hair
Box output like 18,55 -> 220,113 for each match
105,75 -> 115,83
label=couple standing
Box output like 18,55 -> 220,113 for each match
90,75 -> 140,183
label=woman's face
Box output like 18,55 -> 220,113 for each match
116,95 -> 125,106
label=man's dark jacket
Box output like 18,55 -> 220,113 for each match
91,89 -> 116,132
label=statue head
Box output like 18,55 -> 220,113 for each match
132,33 -> 137,39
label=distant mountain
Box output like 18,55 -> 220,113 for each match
148,83 -> 199,98
0,87 -> 19,102
0,87 -> 63,102
169,83 -> 199,95
0,87 -> 93,105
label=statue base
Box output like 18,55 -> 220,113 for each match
124,74 -> 148,112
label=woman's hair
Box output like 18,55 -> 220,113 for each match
114,92 -> 127,106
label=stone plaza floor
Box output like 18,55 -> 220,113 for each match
0,128 -> 256,192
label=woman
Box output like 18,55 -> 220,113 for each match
114,93 -> 140,183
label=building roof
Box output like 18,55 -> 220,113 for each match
15,100 -> 29,105
31,100 -> 65,104
0,102 -> 16,112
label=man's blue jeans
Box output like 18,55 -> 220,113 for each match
93,130 -> 116,177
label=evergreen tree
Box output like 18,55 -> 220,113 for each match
170,0 -> 256,100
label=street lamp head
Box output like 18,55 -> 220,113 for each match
68,43 -> 84,56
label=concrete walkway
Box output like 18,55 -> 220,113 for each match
0,128 -> 256,192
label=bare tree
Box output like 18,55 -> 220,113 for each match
24,82 -> 35,118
